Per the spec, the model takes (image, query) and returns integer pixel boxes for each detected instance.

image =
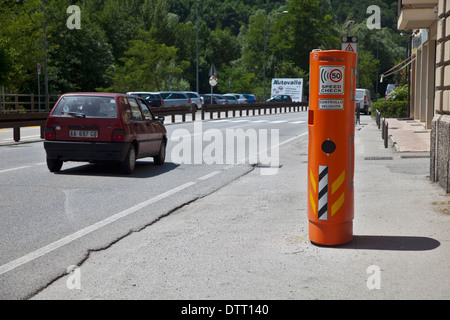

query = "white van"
[385,84,396,100]
[355,89,372,115]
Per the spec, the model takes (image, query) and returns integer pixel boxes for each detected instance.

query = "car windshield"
[52,95,118,118]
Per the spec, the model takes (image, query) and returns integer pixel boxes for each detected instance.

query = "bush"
[387,84,408,101]
[372,100,408,118]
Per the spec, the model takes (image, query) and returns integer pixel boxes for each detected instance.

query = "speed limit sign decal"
[319,66,345,95]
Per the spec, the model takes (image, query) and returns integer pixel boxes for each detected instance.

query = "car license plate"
[69,130,98,138]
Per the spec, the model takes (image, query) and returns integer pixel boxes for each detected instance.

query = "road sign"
[209,64,217,77]
[341,36,358,53]
[209,75,218,87]
[319,65,345,95]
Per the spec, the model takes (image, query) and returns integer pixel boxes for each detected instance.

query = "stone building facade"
[398,0,450,193]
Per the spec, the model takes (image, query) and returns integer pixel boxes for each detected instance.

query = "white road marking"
[0,166,31,174]
[0,119,309,275]
[198,171,221,180]
[0,181,196,276]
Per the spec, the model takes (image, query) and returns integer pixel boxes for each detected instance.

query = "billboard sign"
[270,78,303,102]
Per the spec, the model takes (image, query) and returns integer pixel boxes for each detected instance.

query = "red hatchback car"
[44,93,167,174]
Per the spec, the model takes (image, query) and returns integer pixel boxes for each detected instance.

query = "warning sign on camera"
[319,99,344,110]
[319,66,345,95]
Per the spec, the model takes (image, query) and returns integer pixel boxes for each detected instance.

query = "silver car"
[224,93,249,104]
[201,94,228,105]
[184,91,203,110]
[222,95,238,104]
[158,91,195,108]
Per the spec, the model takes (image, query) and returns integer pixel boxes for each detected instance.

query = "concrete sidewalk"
[32,116,449,300]
[385,118,430,152]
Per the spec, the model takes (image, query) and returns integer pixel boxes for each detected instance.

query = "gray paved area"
[31,115,450,300]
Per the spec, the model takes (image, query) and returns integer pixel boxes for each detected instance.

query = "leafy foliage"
[386,84,408,101]
[373,100,408,118]
[0,0,406,99]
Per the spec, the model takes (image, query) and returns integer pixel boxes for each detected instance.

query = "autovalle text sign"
[270,78,303,102]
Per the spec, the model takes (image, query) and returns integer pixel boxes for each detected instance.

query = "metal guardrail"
[0,101,308,143]
[151,105,195,122]
[151,101,308,122]
[0,112,50,142]
[200,101,308,120]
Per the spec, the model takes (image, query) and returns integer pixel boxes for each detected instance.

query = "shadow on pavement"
[339,235,440,251]
[54,161,180,178]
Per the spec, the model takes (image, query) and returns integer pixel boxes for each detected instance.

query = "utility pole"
[196,0,199,93]
[263,11,288,101]
[42,0,49,111]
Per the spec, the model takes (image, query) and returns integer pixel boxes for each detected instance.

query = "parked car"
[201,94,228,105]
[224,93,248,104]
[266,95,292,103]
[158,91,197,109]
[222,95,238,104]
[355,88,372,114]
[184,91,203,110]
[127,92,163,107]
[243,94,257,103]
[44,93,167,174]
[385,84,396,100]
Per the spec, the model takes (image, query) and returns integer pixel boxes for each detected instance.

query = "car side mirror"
[158,116,165,123]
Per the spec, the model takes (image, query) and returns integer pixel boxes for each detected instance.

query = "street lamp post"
[263,11,288,101]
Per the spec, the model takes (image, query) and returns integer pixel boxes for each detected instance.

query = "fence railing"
[0,100,308,143]
[1,94,60,113]
[151,101,308,122]
[200,101,308,120]
[152,105,195,122]
[0,112,50,142]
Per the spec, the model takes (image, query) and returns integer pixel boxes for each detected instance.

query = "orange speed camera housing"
[307,50,357,246]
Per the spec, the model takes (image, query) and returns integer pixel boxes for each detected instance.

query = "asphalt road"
[0,111,308,299]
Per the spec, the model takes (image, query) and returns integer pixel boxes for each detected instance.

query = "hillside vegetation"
[0,0,405,98]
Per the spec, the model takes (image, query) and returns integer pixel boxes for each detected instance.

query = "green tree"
[239,10,266,82]
[0,0,43,93]
[45,0,114,93]
[106,30,188,92]
[278,0,340,72]
[0,45,11,85]
[217,64,257,94]
[358,50,380,90]
[0,0,405,97]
